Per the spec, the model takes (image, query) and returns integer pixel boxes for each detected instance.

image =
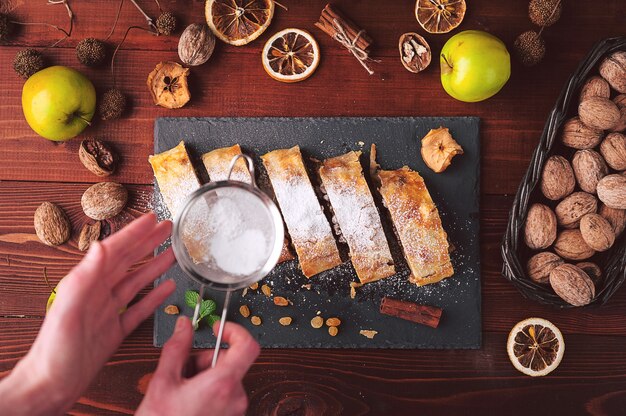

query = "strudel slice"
[202,144,252,183]
[262,146,342,277]
[377,166,453,286]
[202,145,295,263]
[319,151,395,284]
[148,141,201,219]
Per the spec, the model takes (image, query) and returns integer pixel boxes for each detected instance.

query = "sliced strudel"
[377,166,453,286]
[319,151,395,284]
[262,146,342,277]
[148,141,201,219]
[202,145,295,263]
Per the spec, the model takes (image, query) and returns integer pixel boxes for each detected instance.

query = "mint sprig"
[184,290,218,330]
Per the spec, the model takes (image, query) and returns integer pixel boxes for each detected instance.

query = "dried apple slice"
[147,61,191,109]
[420,127,464,173]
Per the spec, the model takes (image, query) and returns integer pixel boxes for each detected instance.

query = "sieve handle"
[227,154,258,188]
[211,290,232,368]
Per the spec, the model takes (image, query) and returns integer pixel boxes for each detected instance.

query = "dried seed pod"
[572,150,608,194]
[398,32,431,73]
[79,138,117,176]
[310,316,324,329]
[528,0,562,27]
[156,12,177,36]
[579,213,615,252]
[549,264,595,307]
[555,192,598,229]
[541,155,575,200]
[527,252,564,285]
[600,133,626,171]
[524,203,557,249]
[99,88,127,121]
[553,229,595,261]
[579,97,621,131]
[0,13,13,41]
[239,305,251,318]
[13,49,45,79]
[599,51,626,94]
[76,38,107,67]
[513,31,545,67]
[178,23,216,66]
[560,117,603,149]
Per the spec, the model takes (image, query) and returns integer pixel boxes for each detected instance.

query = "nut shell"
[34,202,71,246]
[579,76,610,102]
[398,32,431,73]
[549,264,595,306]
[578,97,621,131]
[553,229,595,261]
[541,155,575,200]
[527,252,564,284]
[79,138,116,176]
[524,203,557,250]
[178,23,215,66]
[597,174,626,209]
[612,94,626,132]
[599,51,626,94]
[575,262,602,285]
[560,117,603,149]
[599,132,626,171]
[555,192,598,229]
[81,182,128,220]
[599,203,626,236]
[572,150,608,194]
[78,221,101,251]
[579,213,615,252]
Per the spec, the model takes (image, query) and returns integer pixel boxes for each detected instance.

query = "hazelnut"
[579,76,610,102]
[555,192,598,229]
[572,150,608,194]
[560,117,603,149]
[553,229,595,261]
[524,203,557,250]
[541,155,575,200]
[527,252,564,284]
[578,97,621,131]
[599,51,626,94]
[599,132,626,171]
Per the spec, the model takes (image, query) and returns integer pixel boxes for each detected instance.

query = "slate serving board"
[153,117,481,349]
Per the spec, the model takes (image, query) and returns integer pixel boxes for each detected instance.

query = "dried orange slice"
[205,0,274,46]
[262,28,320,83]
[507,318,565,377]
[415,0,466,34]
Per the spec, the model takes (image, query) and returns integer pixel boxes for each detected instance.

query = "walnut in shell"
[597,174,626,209]
[560,117,603,149]
[524,203,557,250]
[553,229,595,261]
[549,264,595,306]
[612,94,626,132]
[34,202,71,246]
[399,32,431,73]
[555,191,598,229]
[572,149,608,194]
[578,97,621,131]
[81,182,128,220]
[579,76,610,102]
[579,213,615,252]
[599,132,626,171]
[147,61,191,109]
[541,155,575,200]
[599,51,626,94]
[575,262,602,285]
[78,221,101,251]
[178,23,215,66]
[527,252,564,284]
[599,203,626,236]
[79,138,117,177]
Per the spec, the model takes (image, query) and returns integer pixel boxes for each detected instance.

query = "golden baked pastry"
[262,146,342,277]
[319,151,395,284]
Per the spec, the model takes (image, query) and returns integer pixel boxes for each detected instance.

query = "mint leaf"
[199,299,217,319]
[184,290,200,308]
[206,314,220,327]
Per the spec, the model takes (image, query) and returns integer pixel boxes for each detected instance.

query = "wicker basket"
[502,36,626,308]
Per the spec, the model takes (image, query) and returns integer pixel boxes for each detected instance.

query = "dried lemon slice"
[262,28,320,83]
[507,318,564,377]
[205,0,274,46]
[415,0,466,34]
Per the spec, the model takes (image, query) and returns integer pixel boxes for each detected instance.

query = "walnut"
[599,51,626,94]
[597,174,626,209]
[553,229,595,261]
[178,23,215,66]
[549,264,595,306]
[524,203,557,249]
[541,155,575,200]
[578,97,621,131]
[599,132,626,171]
[79,138,116,177]
[560,117,603,149]
[571,150,608,194]
[34,202,71,246]
[81,182,128,220]
[575,262,602,285]
[579,76,610,102]
[555,192,598,229]
[398,32,431,73]
[78,221,101,251]
[612,94,626,132]
[579,213,615,252]
[147,61,191,109]
[527,252,564,284]
[599,203,626,237]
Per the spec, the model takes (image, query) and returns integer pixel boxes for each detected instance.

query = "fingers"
[102,212,158,258]
[114,248,176,306]
[120,279,176,336]
[154,316,194,381]
[199,322,260,381]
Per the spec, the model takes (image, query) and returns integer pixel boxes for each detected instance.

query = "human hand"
[0,213,176,415]
[136,317,260,416]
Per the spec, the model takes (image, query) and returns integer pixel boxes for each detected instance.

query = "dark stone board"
[153,117,481,349]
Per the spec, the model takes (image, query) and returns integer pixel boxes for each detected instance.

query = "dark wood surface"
[0,1,625,414]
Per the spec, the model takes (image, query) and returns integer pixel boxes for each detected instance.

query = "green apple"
[440,30,511,103]
[22,66,96,141]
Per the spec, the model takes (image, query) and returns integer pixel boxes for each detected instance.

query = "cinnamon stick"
[380,297,443,328]
[314,3,371,51]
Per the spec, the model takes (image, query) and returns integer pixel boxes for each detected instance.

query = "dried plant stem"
[273,1,288,11]
[111,25,156,87]
[154,0,162,13]
[537,0,561,37]
[105,0,125,41]
[129,0,157,31]
[45,0,74,48]
[43,267,56,294]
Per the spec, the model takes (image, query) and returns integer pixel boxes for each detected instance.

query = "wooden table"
[1,1,625,414]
